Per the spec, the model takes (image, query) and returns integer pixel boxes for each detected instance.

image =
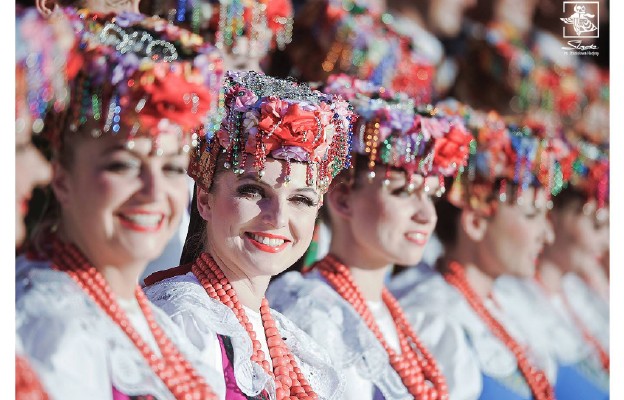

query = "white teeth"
[122,214,163,227]
[407,232,426,242]
[250,233,285,247]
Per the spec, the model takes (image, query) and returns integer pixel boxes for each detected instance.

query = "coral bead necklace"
[442,261,555,400]
[316,255,449,400]
[191,252,318,400]
[16,355,49,400]
[50,238,216,400]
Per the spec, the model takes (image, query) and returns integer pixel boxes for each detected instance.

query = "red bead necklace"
[191,252,319,400]
[16,355,49,400]
[49,238,216,400]
[442,261,555,400]
[316,255,449,400]
[533,272,609,372]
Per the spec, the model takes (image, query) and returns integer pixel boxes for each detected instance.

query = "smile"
[405,231,429,246]
[245,232,291,253]
[118,212,165,232]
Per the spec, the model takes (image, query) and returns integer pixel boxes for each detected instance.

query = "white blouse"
[15,256,225,400]
[390,265,558,399]
[268,269,481,400]
[143,272,343,400]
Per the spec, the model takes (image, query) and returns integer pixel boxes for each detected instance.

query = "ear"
[459,209,488,242]
[50,161,72,207]
[196,187,213,222]
[36,0,57,17]
[325,181,353,220]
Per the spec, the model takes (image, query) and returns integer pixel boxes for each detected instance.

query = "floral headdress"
[169,0,293,55]
[16,7,76,136]
[323,74,473,195]
[437,99,574,216]
[188,70,356,194]
[47,8,224,152]
[479,22,586,120]
[567,136,609,217]
[291,0,435,104]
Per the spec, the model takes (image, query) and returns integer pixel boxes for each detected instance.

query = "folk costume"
[268,75,476,400]
[144,70,354,400]
[16,8,225,399]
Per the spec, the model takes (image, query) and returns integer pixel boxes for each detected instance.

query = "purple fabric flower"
[114,12,146,28]
[270,146,310,162]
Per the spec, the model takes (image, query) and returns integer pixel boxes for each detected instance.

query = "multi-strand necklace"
[191,252,318,400]
[443,261,555,400]
[50,238,216,400]
[316,255,449,400]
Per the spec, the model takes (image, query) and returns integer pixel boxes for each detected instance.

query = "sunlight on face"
[56,133,190,268]
[200,157,321,279]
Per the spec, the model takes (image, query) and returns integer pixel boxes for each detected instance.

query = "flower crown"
[437,99,574,215]
[47,8,224,151]
[293,0,435,103]
[568,136,609,212]
[323,75,472,194]
[188,71,356,193]
[16,8,76,136]
[479,22,586,121]
[171,0,294,54]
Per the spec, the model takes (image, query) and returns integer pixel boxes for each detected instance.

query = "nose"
[33,149,52,188]
[261,197,288,229]
[543,214,555,246]
[411,194,437,225]
[137,163,165,202]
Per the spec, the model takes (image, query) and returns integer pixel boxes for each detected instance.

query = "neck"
[446,254,495,299]
[207,249,269,311]
[536,259,564,295]
[328,233,392,302]
[58,228,141,300]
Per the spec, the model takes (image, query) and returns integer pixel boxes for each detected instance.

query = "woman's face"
[342,168,439,267]
[479,187,550,278]
[15,127,52,246]
[200,157,320,278]
[54,133,189,268]
[551,200,609,274]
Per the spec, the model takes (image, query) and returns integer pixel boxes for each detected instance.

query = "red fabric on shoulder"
[143,264,193,286]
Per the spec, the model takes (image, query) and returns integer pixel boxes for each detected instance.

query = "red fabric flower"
[133,71,213,134]
[433,124,473,170]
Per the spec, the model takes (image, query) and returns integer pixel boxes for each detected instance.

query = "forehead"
[216,156,317,191]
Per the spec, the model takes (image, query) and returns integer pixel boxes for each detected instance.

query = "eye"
[290,194,318,207]
[236,183,265,200]
[105,159,141,173]
[163,162,187,176]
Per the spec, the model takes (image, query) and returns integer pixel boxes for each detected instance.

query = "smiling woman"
[16,8,226,400]
[143,70,354,400]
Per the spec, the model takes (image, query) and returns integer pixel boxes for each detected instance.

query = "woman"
[390,102,562,400]
[143,70,353,399]
[15,7,75,399]
[493,133,609,399]
[266,74,477,400]
[16,9,225,399]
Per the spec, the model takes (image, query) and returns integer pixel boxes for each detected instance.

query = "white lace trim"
[562,273,609,351]
[15,257,225,400]
[268,271,413,400]
[144,272,344,400]
[391,265,554,381]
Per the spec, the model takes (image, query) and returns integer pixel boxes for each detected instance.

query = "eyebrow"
[237,173,320,196]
